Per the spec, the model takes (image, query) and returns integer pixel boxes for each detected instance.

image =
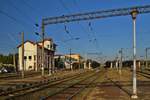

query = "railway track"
[0,71,41,80]
[137,70,150,79]
[41,70,103,100]
[126,68,150,79]
[2,68,148,100]
[0,70,93,100]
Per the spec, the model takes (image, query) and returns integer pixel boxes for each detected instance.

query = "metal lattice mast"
[42,5,150,25]
[40,4,150,98]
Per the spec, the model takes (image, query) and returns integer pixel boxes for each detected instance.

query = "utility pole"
[52,54,55,73]
[119,48,123,74]
[146,48,148,69]
[131,9,138,99]
[21,32,24,78]
[41,20,45,76]
[70,48,72,71]
[48,55,51,76]
[79,57,81,70]
[145,48,150,69]
[13,52,16,72]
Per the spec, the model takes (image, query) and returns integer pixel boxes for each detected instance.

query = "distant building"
[65,53,82,69]
[54,54,66,69]
[18,38,56,71]
[54,53,82,69]
[65,53,81,62]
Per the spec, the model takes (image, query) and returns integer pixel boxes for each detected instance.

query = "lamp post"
[131,9,138,99]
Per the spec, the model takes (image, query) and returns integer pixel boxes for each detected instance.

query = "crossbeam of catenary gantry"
[43,5,150,25]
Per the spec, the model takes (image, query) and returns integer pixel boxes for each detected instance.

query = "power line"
[58,0,71,13]
[59,0,94,45]
[58,0,77,41]
[69,0,92,42]
[7,33,18,45]
[19,0,42,25]
[88,22,100,49]
[7,0,36,26]
[71,0,93,42]
[21,0,39,14]
[73,0,82,12]
[0,9,27,28]
[64,25,73,38]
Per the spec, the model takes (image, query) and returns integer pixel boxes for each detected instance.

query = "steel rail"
[2,70,91,99]
[43,70,104,100]
[67,70,103,100]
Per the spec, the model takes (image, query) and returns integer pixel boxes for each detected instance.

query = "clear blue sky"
[0,0,150,60]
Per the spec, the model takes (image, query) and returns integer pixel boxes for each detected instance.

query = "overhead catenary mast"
[40,5,150,98]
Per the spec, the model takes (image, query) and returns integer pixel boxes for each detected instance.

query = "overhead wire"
[0,1,38,53]
[65,0,98,54]
[58,0,70,13]
[20,0,72,40]
[88,22,100,50]
[19,0,44,26]
[7,0,36,26]
[64,25,73,38]
[72,0,93,43]
[72,0,98,48]
[0,9,30,29]
[59,0,94,48]
[7,33,18,45]
[58,0,73,37]
[21,0,40,14]
[19,0,72,54]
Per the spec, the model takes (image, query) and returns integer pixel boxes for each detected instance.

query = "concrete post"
[116,60,118,70]
[71,63,73,71]
[110,62,113,69]
[89,62,91,69]
[131,9,138,99]
[84,62,86,69]
[138,61,141,70]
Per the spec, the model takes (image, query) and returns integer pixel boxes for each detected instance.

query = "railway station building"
[17,38,56,71]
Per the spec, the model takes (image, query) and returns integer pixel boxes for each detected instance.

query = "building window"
[47,45,50,48]
[29,66,32,70]
[29,56,32,60]
[50,44,53,49]
[24,56,27,60]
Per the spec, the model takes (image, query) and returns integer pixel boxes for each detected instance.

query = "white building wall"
[18,40,55,71]
[18,42,36,71]
[38,40,54,50]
